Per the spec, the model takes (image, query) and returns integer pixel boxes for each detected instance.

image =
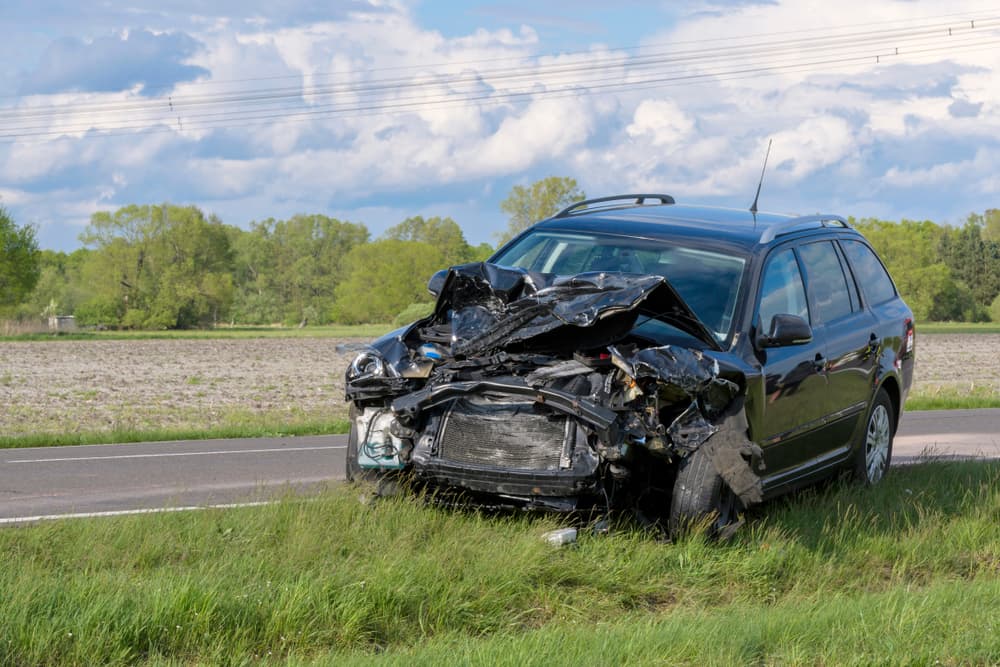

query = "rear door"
[796,239,878,456]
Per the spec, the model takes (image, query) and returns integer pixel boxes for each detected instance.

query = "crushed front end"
[345,262,762,515]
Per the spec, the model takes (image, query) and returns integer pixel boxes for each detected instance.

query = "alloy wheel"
[865,404,891,483]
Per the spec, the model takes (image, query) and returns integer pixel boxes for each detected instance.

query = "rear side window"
[758,248,809,330]
[797,241,855,323]
[840,239,897,305]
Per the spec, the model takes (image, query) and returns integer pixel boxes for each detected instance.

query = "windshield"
[492,231,747,343]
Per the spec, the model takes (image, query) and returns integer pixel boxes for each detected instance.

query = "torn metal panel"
[698,402,764,505]
[666,403,719,454]
[610,345,740,413]
[344,259,762,527]
[391,377,618,441]
[433,263,720,355]
[524,359,593,385]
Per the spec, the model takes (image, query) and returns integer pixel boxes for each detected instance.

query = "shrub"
[393,302,434,327]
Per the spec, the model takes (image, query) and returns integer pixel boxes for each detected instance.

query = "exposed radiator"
[437,398,572,471]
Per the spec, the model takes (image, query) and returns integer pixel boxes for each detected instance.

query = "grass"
[906,384,1000,411]
[0,323,393,342]
[0,396,987,450]
[916,321,1000,334]
[0,419,349,450]
[906,395,1000,410]
[1,460,998,665]
[0,319,996,341]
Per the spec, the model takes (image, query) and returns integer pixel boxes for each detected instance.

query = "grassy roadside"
[1,460,997,665]
[916,321,1000,334]
[905,395,1000,410]
[355,580,1000,666]
[0,419,350,449]
[0,395,989,450]
[0,323,393,342]
[2,320,997,342]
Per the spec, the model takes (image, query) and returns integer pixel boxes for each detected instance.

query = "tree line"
[0,178,581,328]
[2,181,999,328]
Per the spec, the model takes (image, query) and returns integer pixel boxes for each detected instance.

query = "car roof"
[530,200,854,252]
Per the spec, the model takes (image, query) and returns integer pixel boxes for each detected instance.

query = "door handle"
[813,353,826,372]
[865,333,879,358]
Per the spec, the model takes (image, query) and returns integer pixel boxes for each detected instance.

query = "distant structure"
[48,315,77,332]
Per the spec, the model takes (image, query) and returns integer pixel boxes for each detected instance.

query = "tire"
[852,388,894,485]
[669,447,741,538]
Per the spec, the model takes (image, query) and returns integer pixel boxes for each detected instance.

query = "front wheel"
[669,447,741,538]
[852,388,895,485]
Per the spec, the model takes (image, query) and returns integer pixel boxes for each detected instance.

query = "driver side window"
[758,248,809,332]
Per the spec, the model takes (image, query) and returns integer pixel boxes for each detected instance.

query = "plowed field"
[0,334,993,436]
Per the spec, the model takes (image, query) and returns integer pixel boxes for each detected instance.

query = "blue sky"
[2,0,999,251]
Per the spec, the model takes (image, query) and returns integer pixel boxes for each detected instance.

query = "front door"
[750,247,831,481]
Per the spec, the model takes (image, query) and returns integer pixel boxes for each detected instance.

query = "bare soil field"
[0,334,994,437]
[913,334,1000,393]
[0,338,362,437]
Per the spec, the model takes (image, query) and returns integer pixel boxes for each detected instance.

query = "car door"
[751,246,831,482]
[796,239,878,456]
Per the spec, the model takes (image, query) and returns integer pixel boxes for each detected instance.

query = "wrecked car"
[345,194,915,534]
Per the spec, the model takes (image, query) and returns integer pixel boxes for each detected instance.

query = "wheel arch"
[877,375,901,432]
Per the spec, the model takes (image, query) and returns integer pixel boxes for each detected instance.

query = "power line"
[4,6,989,99]
[4,35,996,144]
[1,16,996,142]
[2,14,995,123]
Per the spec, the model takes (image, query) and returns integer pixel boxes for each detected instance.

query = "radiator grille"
[438,398,569,471]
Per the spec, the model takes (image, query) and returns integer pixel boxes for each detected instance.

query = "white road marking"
[0,501,273,525]
[7,445,347,464]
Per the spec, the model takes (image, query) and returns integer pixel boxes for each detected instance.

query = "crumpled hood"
[433,262,720,355]
[345,262,762,508]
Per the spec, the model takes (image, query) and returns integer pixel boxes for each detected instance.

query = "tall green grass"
[916,321,1000,334]
[2,460,998,665]
[0,419,350,450]
[906,383,1000,410]
[0,323,392,342]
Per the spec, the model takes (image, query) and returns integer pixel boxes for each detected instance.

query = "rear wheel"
[853,388,894,485]
[669,447,741,538]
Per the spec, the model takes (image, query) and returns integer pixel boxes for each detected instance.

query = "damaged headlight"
[348,350,397,381]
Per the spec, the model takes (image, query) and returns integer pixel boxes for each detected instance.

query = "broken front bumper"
[354,378,613,499]
[408,394,602,497]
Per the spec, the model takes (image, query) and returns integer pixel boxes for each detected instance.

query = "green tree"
[497,176,584,245]
[0,206,41,313]
[16,249,88,319]
[990,292,1000,322]
[938,214,1000,313]
[384,216,476,266]
[852,217,976,321]
[230,215,369,325]
[77,204,235,328]
[978,208,1000,243]
[469,242,495,262]
[332,240,446,324]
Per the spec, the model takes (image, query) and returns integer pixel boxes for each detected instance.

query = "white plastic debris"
[543,527,578,546]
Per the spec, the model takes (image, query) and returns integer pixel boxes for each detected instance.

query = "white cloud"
[464,96,596,174]
[5,0,1000,249]
[626,99,694,148]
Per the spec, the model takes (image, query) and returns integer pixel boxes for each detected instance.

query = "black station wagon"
[345,194,915,534]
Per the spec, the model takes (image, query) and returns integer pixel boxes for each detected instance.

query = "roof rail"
[758,215,850,244]
[552,194,675,218]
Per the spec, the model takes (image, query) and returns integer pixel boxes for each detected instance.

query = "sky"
[2,0,1000,252]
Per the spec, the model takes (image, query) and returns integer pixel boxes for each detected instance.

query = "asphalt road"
[2,409,998,523]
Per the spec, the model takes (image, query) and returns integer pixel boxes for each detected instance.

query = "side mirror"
[426,269,449,298]
[758,313,812,348]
